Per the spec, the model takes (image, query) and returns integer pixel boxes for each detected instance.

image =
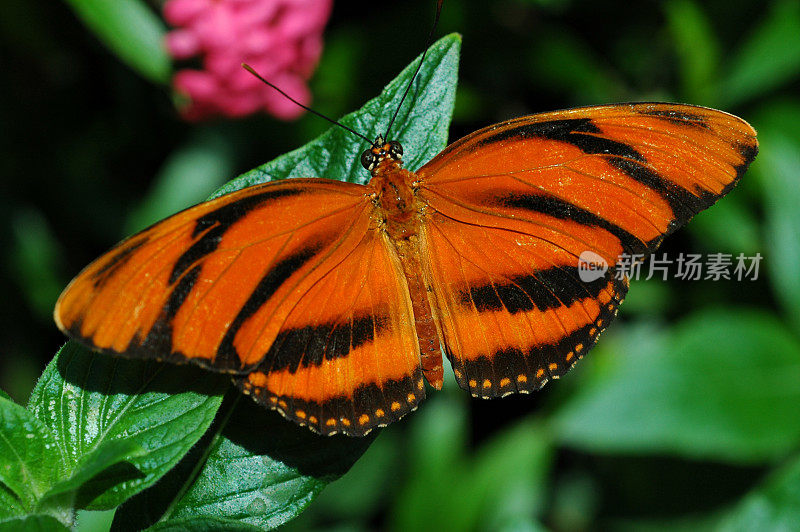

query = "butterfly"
[54,100,758,436]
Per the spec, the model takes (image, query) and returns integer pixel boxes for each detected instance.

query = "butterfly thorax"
[363,138,419,238]
[363,142,422,249]
[370,163,420,238]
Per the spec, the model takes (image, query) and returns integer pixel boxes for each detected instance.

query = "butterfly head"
[361,136,403,174]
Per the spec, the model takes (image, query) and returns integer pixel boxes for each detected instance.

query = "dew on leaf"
[246,497,267,515]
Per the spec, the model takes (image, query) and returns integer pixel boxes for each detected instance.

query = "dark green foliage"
[553,309,800,461]
[3,0,800,530]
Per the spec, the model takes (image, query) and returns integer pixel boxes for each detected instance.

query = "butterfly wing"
[56,178,424,435]
[419,213,627,397]
[416,103,758,397]
[236,227,425,436]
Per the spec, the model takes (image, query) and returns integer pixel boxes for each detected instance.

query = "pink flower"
[163,0,332,121]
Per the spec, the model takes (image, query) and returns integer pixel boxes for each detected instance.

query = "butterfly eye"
[361,149,376,170]
[388,140,403,159]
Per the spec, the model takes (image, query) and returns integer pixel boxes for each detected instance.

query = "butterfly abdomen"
[393,240,444,390]
[370,165,444,390]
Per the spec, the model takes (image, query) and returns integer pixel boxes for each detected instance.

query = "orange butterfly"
[54,100,757,436]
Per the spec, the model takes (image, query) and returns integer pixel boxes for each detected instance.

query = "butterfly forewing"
[419,103,757,252]
[56,179,372,372]
[417,103,757,397]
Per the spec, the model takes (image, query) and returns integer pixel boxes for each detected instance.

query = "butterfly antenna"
[242,64,374,146]
[384,0,444,141]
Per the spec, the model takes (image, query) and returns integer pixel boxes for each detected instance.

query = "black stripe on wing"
[460,266,609,315]
[472,115,757,229]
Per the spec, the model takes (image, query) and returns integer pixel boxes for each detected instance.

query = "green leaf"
[607,513,721,532]
[10,209,64,321]
[618,278,674,317]
[720,0,800,106]
[147,517,263,532]
[112,35,461,530]
[0,488,24,521]
[211,33,462,196]
[717,454,800,530]
[37,439,144,513]
[551,308,800,462]
[28,342,227,510]
[63,0,170,84]
[390,393,469,532]
[0,390,10,402]
[303,429,402,523]
[664,0,720,104]
[0,514,70,532]
[763,139,800,332]
[391,393,552,531]
[73,509,115,532]
[113,399,375,530]
[0,396,63,514]
[467,421,552,531]
[753,102,800,334]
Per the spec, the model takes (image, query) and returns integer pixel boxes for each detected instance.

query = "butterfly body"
[367,142,446,390]
[55,103,758,436]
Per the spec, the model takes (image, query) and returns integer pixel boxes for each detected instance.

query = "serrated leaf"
[0,514,70,532]
[147,517,263,532]
[37,439,144,513]
[63,0,170,84]
[551,308,800,462]
[211,33,461,196]
[113,35,460,530]
[0,397,63,513]
[28,342,227,509]
[113,400,375,530]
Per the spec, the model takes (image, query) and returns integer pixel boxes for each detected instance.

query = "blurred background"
[2,0,800,529]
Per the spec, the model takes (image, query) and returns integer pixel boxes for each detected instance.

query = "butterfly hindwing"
[417,103,757,397]
[237,228,424,436]
[421,212,628,396]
